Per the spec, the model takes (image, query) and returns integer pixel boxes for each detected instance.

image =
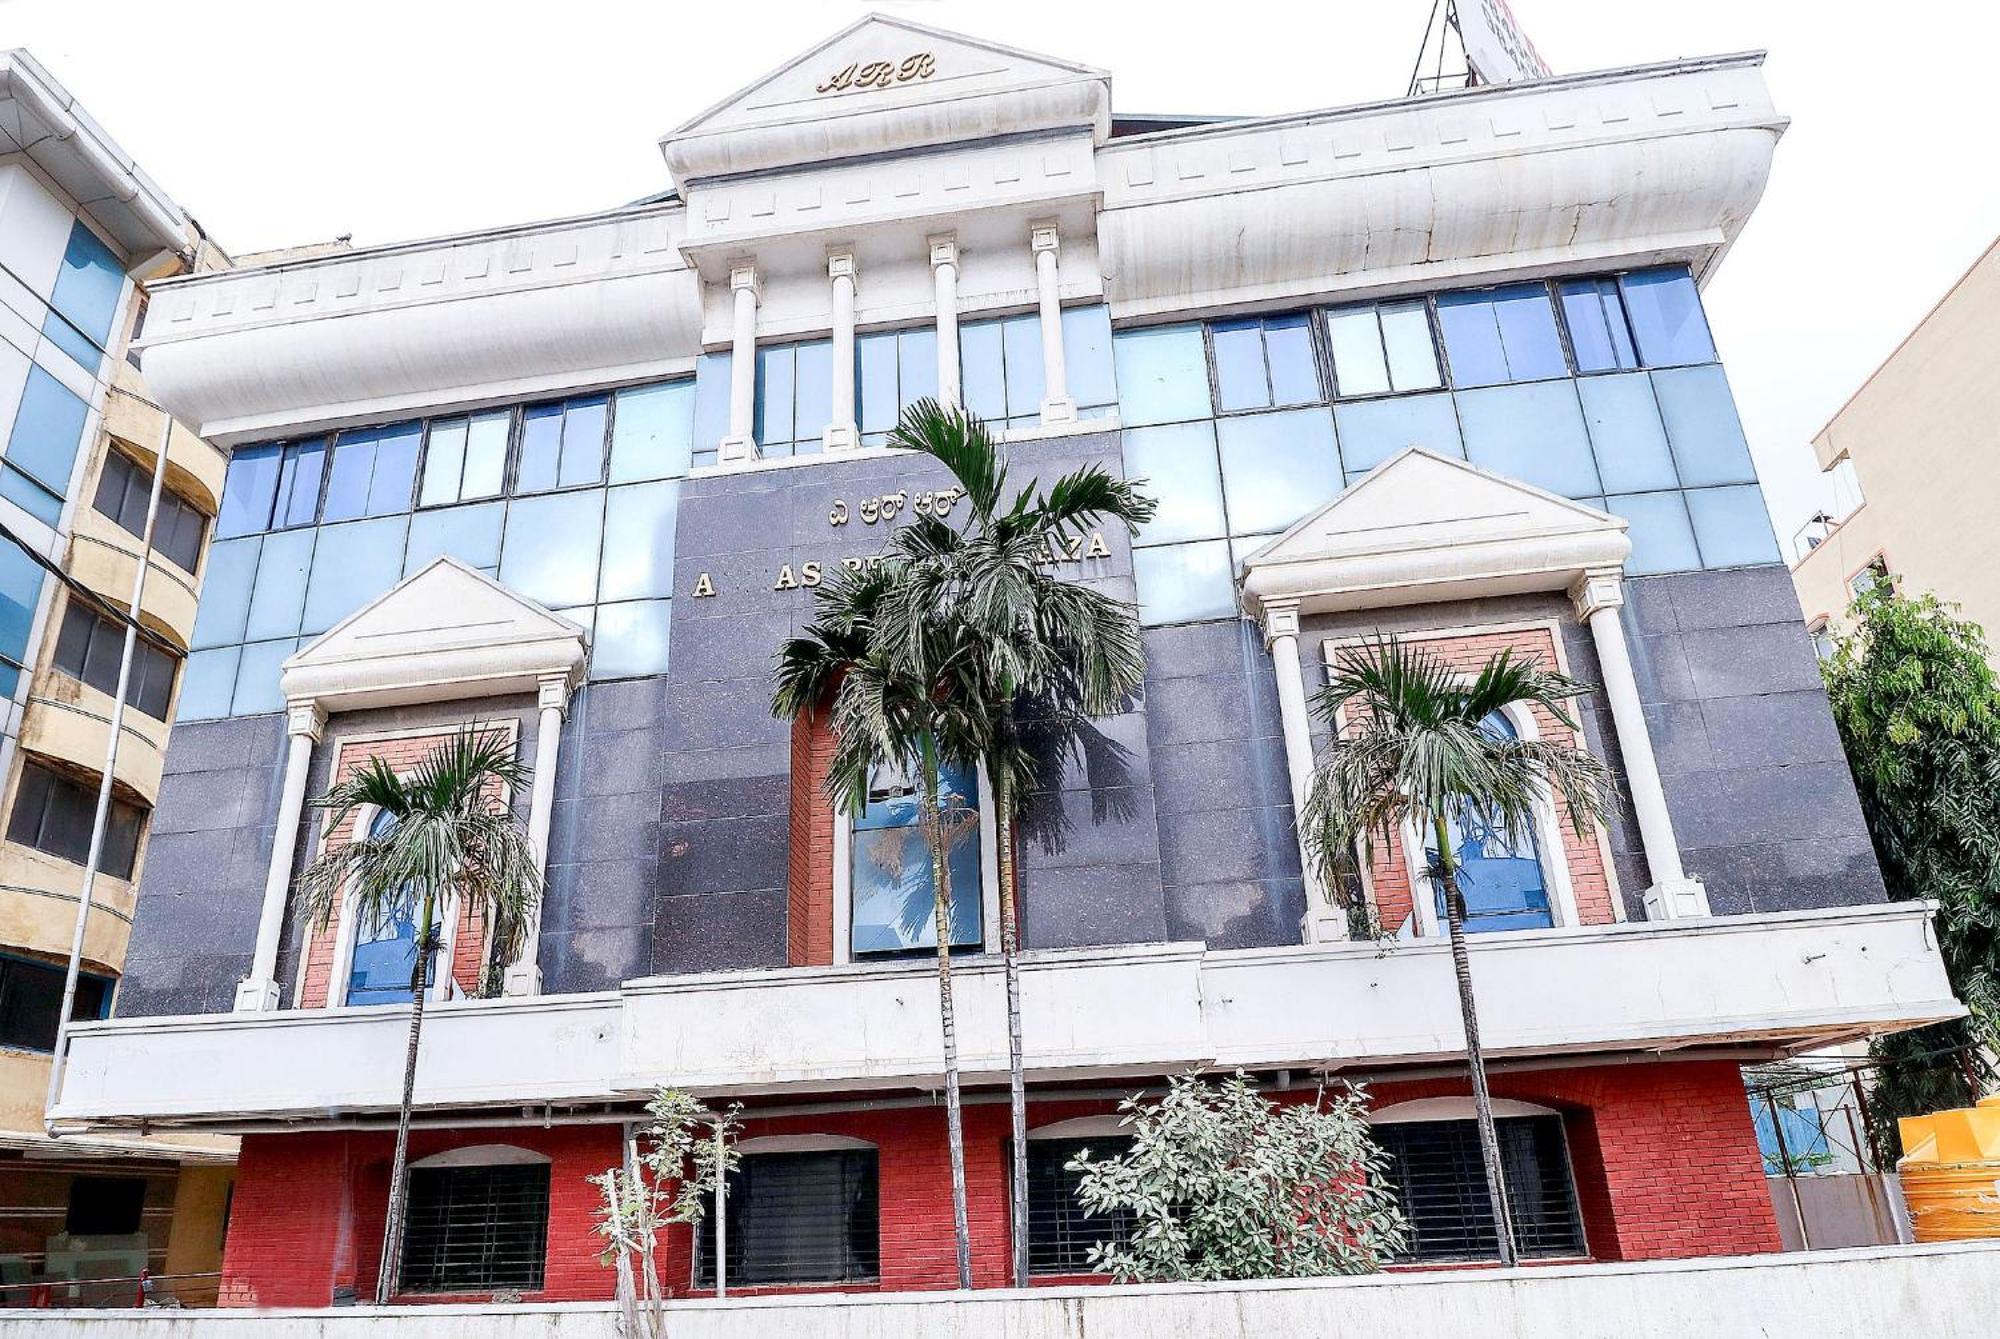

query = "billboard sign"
[1457,0,1552,84]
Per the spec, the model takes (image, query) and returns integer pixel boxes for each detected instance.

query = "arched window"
[344,810,425,1006]
[1428,711,1555,933]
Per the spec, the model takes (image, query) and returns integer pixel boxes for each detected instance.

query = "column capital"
[536,674,574,716]
[1260,601,1302,648]
[1569,566,1625,620]
[729,261,761,297]
[927,233,958,269]
[826,248,857,283]
[1029,222,1060,255]
[284,699,327,742]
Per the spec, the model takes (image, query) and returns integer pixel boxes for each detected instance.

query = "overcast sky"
[8,0,1996,544]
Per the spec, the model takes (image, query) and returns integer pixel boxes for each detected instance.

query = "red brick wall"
[787,709,836,967]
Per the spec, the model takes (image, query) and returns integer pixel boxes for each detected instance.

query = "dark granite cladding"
[117,714,289,1016]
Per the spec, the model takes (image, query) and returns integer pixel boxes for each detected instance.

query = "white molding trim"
[410,1143,552,1169]
[736,1134,877,1155]
[1368,1097,1563,1125]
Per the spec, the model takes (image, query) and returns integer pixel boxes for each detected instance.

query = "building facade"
[1791,236,2000,651]
[47,18,1958,1306]
[0,50,235,1304]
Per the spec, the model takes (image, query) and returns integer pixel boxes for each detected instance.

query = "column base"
[822,423,859,452]
[501,962,541,997]
[1644,877,1711,921]
[717,435,760,466]
[1302,908,1351,945]
[233,978,281,1013]
[1039,396,1077,425]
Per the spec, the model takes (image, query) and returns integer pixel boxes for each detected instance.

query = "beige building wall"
[1792,238,2000,644]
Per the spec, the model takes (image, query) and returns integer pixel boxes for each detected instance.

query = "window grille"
[398,1163,550,1294]
[1022,1137,1137,1275]
[1374,1114,1585,1261]
[694,1150,879,1287]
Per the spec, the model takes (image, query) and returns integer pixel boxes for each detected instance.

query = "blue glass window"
[1335,392,1463,481]
[1123,421,1224,546]
[230,638,297,716]
[1602,492,1700,575]
[592,599,672,680]
[691,352,733,468]
[43,221,126,369]
[301,515,407,636]
[1652,365,1755,487]
[755,341,833,457]
[960,314,1044,429]
[418,412,509,507]
[177,646,239,721]
[322,423,419,522]
[405,500,504,576]
[599,481,678,602]
[1686,485,1780,568]
[1456,382,1600,497]
[1061,305,1119,416]
[190,536,261,648]
[500,490,602,608]
[1132,540,1235,627]
[243,528,314,642]
[1436,284,1567,387]
[1212,314,1320,411]
[517,395,608,491]
[1325,301,1440,398]
[1578,373,1676,493]
[608,381,695,484]
[1113,325,1212,426]
[0,541,45,697]
[850,761,983,957]
[346,810,425,1006]
[3,366,89,523]
[274,438,328,528]
[1621,267,1716,367]
[858,327,938,446]
[217,446,282,538]
[1429,713,1554,933]
[1559,278,1639,373]
[1216,407,1340,534]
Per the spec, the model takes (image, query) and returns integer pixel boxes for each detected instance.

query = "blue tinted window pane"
[1686,485,1780,568]
[858,332,900,438]
[1653,365,1755,486]
[367,422,420,513]
[1113,325,1212,426]
[1326,306,1390,398]
[1434,713,1554,932]
[302,515,408,636]
[276,439,327,527]
[46,222,125,361]
[1436,291,1508,387]
[346,858,420,1006]
[500,490,603,607]
[1001,315,1044,423]
[405,500,503,575]
[1264,315,1320,406]
[1602,492,1700,576]
[1123,421,1224,545]
[231,638,297,716]
[217,445,281,537]
[851,761,982,955]
[1381,301,1442,392]
[191,536,261,648]
[320,429,375,522]
[960,321,1007,425]
[1492,283,1566,381]
[1133,540,1235,626]
[1456,382,1600,497]
[897,327,938,412]
[1622,267,1716,367]
[517,403,563,493]
[692,352,732,467]
[1560,279,1638,372]
[600,481,679,601]
[755,346,795,446]
[1578,373,1676,493]
[1211,321,1268,411]
[418,419,467,508]
[1216,408,1340,534]
[5,365,88,496]
[243,528,314,641]
[1335,391,1464,480]
[0,542,44,682]
[460,412,510,499]
[0,464,60,524]
[592,600,672,679]
[41,312,105,371]
[1062,306,1117,412]
[793,342,832,454]
[557,397,608,487]
[178,646,239,720]
[610,382,693,484]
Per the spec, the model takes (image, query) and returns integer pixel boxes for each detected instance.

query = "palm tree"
[298,727,542,1304]
[772,563,987,1288]
[876,401,1154,1286]
[1299,639,1611,1268]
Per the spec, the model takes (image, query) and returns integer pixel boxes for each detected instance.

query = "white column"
[825,249,859,452]
[234,700,326,1012]
[929,234,960,410]
[719,262,761,465]
[505,675,571,996]
[1263,604,1344,942]
[1030,223,1075,424]
[1572,569,1710,920]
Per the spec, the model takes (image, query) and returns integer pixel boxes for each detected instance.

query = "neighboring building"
[1792,237,2000,652]
[47,17,1957,1306]
[0,50,234,1305]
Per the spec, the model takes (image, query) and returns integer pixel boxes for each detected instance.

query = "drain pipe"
[45,398,169,1133]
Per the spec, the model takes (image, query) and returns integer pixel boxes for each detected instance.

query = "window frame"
[0,949,113,1053]
[318,798,464,1008]
[5,758,147,881]
[1018,1121,1140,1277]
[693,1140,881,1288]
[416,409,517,511]
[1369,1101,1588,1263]
[398,1149,552,1295]
[830,759,1002,965]
[53,596,181,722]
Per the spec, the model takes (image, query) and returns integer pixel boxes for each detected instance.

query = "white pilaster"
[235,700,326,1012]
[1572,568,1709,920]
[505,674,572,997]
[825,250,859,451]
[1263,604,1343,942]
[719,263,761,465]
[929,234,960,410]
[1030,223,1075,424]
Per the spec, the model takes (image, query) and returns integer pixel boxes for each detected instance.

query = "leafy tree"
[297,727,542,1305]
[1820,583,2000,1149]
[1069,1071,1405,1281]
[592,1088,741,1334]
[1298,639,1610,1267]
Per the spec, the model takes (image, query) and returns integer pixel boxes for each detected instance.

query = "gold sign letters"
[815,52,936,94]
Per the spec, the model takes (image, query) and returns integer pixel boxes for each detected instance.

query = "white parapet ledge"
[48,904,1957,1131]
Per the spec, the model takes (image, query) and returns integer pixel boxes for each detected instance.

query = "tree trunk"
[375,893,436,1304]
[920,737,974,1289]
[993,757,1029,1288]
[1432,811,1518,1268]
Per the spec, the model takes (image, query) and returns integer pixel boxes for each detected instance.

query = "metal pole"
[44,403,169,1128]
[1765,1092,1811,1250]
[712,1120,727,1299]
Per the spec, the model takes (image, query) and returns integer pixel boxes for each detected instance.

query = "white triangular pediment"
[662,15,1109,183]
[1241,449,1631,615]
[282,558,588,712]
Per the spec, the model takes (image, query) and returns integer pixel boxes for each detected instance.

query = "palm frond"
[886,398,1006,519]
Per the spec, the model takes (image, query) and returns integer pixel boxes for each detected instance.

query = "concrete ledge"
[6,1243,1997,1338]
